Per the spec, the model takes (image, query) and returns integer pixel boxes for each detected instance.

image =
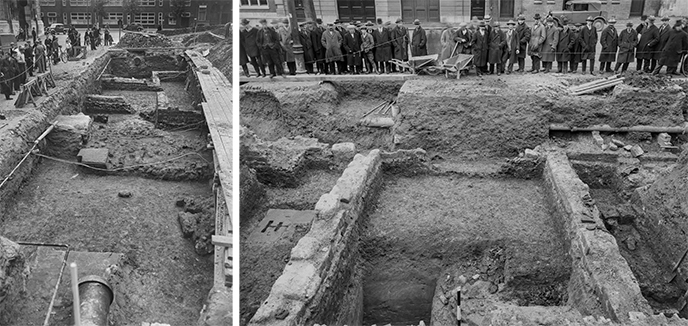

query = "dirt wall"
[107,49,187,79]
[248,150,382,326]
[543,149,652,322]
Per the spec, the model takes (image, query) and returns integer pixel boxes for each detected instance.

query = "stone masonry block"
[290,236,321,261]
[77,148,109,169]
[272,260,321,301]
[332,142,356,166]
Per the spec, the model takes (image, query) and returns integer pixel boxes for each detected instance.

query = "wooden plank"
[212,235,233,247]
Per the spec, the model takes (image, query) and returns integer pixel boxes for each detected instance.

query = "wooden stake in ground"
[70,262,81,326]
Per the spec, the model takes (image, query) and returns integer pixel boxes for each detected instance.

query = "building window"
[103,12,122,25]
[138,0,156,6]
[63,12,67,23]
[62,0,66,5]
[546,0,555,3]
[240,0,268,7]
[168,17,177,25]
[534,0,542,4]
[158,12,163,25]
[159,0,163,6]
[41,0,56,5]
[134,12,156,25]
[198,5,207,21]
[70,12,92,25]
[69,0,91,6]
[46,12,58,24]
[181,12,191,17]
[106,0,123,5]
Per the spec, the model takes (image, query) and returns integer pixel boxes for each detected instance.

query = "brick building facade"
[240,0,672,25]
[40,0,231,29]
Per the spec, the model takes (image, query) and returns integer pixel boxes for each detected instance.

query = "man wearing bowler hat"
[614,22,637,73]
[471,20,489,76]
[599,17,618,74]
[556,16,571,73]
[636,15,659,72]
[372,18,392,73]
[411,19,427,56]
[488,21,505,75]
[580,16,598,75]
[312,19,326,74]
[528,13,546,73]
[515,14,531,72]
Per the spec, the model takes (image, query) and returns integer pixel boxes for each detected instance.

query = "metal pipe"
[78,275,114,326]
[15,241,71,326]
[549,124,688,134]
[71,263,81,326]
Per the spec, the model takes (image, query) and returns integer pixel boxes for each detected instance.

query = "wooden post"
[284,0,306,74]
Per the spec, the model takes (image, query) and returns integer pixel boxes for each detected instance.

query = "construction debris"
[115,32,174,48]
[83,95,135,114]
[570,75,625,95]
[630,145,644,157]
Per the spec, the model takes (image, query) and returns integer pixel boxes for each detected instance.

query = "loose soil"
[360,174,570,325]
[240,169,341,326]
[0,159,213,326]
[161,81,195,109]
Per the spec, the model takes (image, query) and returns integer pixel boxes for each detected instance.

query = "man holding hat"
[541,17,559,73]
[361,23,377,73]
[653,20,688,75]
[580,16,598,75]
[556,16,572,73]
[373,18,393,73]
[257,18,285,78]
[599,17,618,74]
[240,19,265,78]
[614,22,638,73]
[471,20,489,76]
[343,24,362,74]
[654,16,671,64]
[312,19,326,74]
[393,18,409,71]
[488,21,505,75]
[636,15,659,72]
[321,23,343,74]
[514,14,531,72]
[528,13,546,73]
[411,19,427,57]
[503,20,519,74]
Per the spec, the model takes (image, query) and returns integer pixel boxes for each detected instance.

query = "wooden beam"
[212,235,233,247]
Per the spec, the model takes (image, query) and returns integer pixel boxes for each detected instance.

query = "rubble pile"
[116,32,174,48]
[623,71,673,89]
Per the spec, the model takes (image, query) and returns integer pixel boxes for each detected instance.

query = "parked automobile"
[549,0,608,31]
[124,24,144,32]
[48,23,66,35]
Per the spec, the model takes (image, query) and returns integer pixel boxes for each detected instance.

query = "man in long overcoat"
[392,18,409,64]
[343,25,362,74]
[503,20,519,74]
[300,22,315,74]
[636,15,658,72]
[569,23,583,72]
[514,15,530,72]
[321,23,343,74]
[528,13,546,73]
[541,17,559,73]
[312,19,326,74]
[599,17,618,73]
[654,16,671,65]
[488,21,505,75]
[580,16,598,74]
[257,19,285,78]
[277,19,296,75]
[614,22,638,73]
[372,18,392,73]
[240,19,265,77]
[556,16,572,73]
[411,19,427,56]
[653,21,688,75]
[472,21,489,76]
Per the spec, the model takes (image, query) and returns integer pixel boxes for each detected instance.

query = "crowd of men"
[240,14,688,78]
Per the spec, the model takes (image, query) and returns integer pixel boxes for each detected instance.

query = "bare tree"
[170,0,186,27]
[91,0,108,26]
[123,0,140,25]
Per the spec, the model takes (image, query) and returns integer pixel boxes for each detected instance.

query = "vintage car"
[549,0,609,30]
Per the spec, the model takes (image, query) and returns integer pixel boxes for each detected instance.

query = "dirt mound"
[179,32,223,46]
[622,71,674,89]
[207,38,232,81]
[116,32,175,48]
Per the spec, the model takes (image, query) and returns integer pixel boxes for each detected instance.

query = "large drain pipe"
[549,123,688,134]
[77,275,114,326]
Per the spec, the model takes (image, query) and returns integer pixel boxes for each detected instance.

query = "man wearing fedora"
[541,17,559,73]
[488,21,505,75]
[471,20,489,76]
[580,16,598,75]
[240,18,265,77]
[599,17,618,74]
[654,16,672,66]
[528,13,546,73]
[653,20,688,75]
[257,18,285,78]
[556,16,572,74]
[373,18,393,73]
[636,15,659,72]
[515,14,531,72]
[614,22,638,73]
[411,19,427,57]
[393,18,409,72]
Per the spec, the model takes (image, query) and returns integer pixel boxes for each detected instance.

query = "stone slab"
[77,148,109,169]
[248,209,316,246]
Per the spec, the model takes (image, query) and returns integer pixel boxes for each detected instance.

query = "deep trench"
[0,53,215,326]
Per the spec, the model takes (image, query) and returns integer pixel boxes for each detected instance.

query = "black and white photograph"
[0,1,232,326]
[239,0,688,325]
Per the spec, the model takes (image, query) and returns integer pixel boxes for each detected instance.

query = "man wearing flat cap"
[240,19,265,78]
[579,16,598,74]
[636,15,659,72]
[411,19,427,56]
[514,14,531,72]
[556,16,571,73]
[653,20,688,75]
[528,13,546,73]
[361,24,377,73]
[599,17,618,74]
[373,18,392,73]
[257,18,285,78]
[393,18,409,71]
[454,22,472,55]
[654,16,671,65]
[503,20,519,74]
[614,22,637,73]
[541,17,559,73]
